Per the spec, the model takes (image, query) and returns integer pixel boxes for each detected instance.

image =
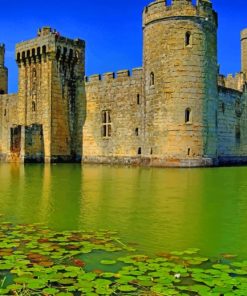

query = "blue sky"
[0,0,246,93]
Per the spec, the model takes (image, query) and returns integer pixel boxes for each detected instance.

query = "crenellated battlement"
[85,67,143,84]
[143,0,217,28]
[15,27,85,65]
[218,72,246,92]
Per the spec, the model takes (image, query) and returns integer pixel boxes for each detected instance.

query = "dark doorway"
[10,126,21,153]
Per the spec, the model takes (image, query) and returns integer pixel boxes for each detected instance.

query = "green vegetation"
[0,222,247,295]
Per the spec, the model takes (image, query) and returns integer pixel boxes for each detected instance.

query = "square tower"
[16,27,86,162]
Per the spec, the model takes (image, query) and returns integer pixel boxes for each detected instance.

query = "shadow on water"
[0,163,247,257]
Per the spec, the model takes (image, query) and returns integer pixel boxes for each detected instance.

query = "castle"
[0,0,247,167]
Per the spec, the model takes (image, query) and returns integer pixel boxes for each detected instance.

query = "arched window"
[63,47,67,56]
[137,94,140,105]
[32,68,37,78]
[32,101,36,112]
[56,46,61,60]
[69,49,74,60]
[150,72,155,86]
[185,32,192,47]
[42,45,47,54]
[185,108,191,123]
[135,128,139,136]
[236,125,241,145]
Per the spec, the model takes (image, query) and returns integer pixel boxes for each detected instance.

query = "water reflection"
[0,164,247,257]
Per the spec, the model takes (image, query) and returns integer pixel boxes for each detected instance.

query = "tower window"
[42,45,47,54]
[135,128,139,136]
[221,102,225,114]
[187,148,191,156]
[63,47,68,56]
[56,46,61,60]
[32,68,37,78]
[69,49,74,60]
[102,110,112,138]
[32,101,36,112]
[137,94,140,105]
[185,108,191,123]
[236,125,241,145]
[185,32,192,47]
[150,72,155,86]
[138,147,142,155]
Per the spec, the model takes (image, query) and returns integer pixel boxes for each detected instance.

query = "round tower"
[0,44,8,94]
[143,0,218,167]
[241,28,247,74]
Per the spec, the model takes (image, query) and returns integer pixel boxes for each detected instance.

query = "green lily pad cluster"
[0,222,247,295]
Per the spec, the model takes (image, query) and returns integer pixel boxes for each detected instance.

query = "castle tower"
[15,27,85,162]
[0,44,8,94]
[241,29,247,74]
[142,0,218,166]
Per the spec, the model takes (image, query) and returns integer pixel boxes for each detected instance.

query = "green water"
[0,164,247,258]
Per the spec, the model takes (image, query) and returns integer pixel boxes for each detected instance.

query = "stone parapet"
[218,72,245,92]
[143,0,217,29]
[85,68,143,84]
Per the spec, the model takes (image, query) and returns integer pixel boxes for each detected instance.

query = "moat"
[0,164,246,259]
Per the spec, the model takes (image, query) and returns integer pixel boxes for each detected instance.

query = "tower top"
[241,28,247,40]
[0,44,5,67]
[143,0,217,29]
[15,27,85,65]
[37,27,57,37]
[241,28,247,74]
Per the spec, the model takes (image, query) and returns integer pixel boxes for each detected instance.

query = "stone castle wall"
[217,86,247,164]
[141,0,218,167]
[0,94,19,161]
[218,73,245,92]
[83,68,143,164]
[1,1,247,167]
[14,28,85,162]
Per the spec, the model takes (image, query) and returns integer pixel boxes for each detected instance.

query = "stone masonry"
[0,27,85,163]
[0,0,247,167]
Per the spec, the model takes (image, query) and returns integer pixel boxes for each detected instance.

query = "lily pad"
[100,260,117,265]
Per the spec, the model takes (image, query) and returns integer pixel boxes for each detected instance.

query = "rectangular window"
[102,110,112,138]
